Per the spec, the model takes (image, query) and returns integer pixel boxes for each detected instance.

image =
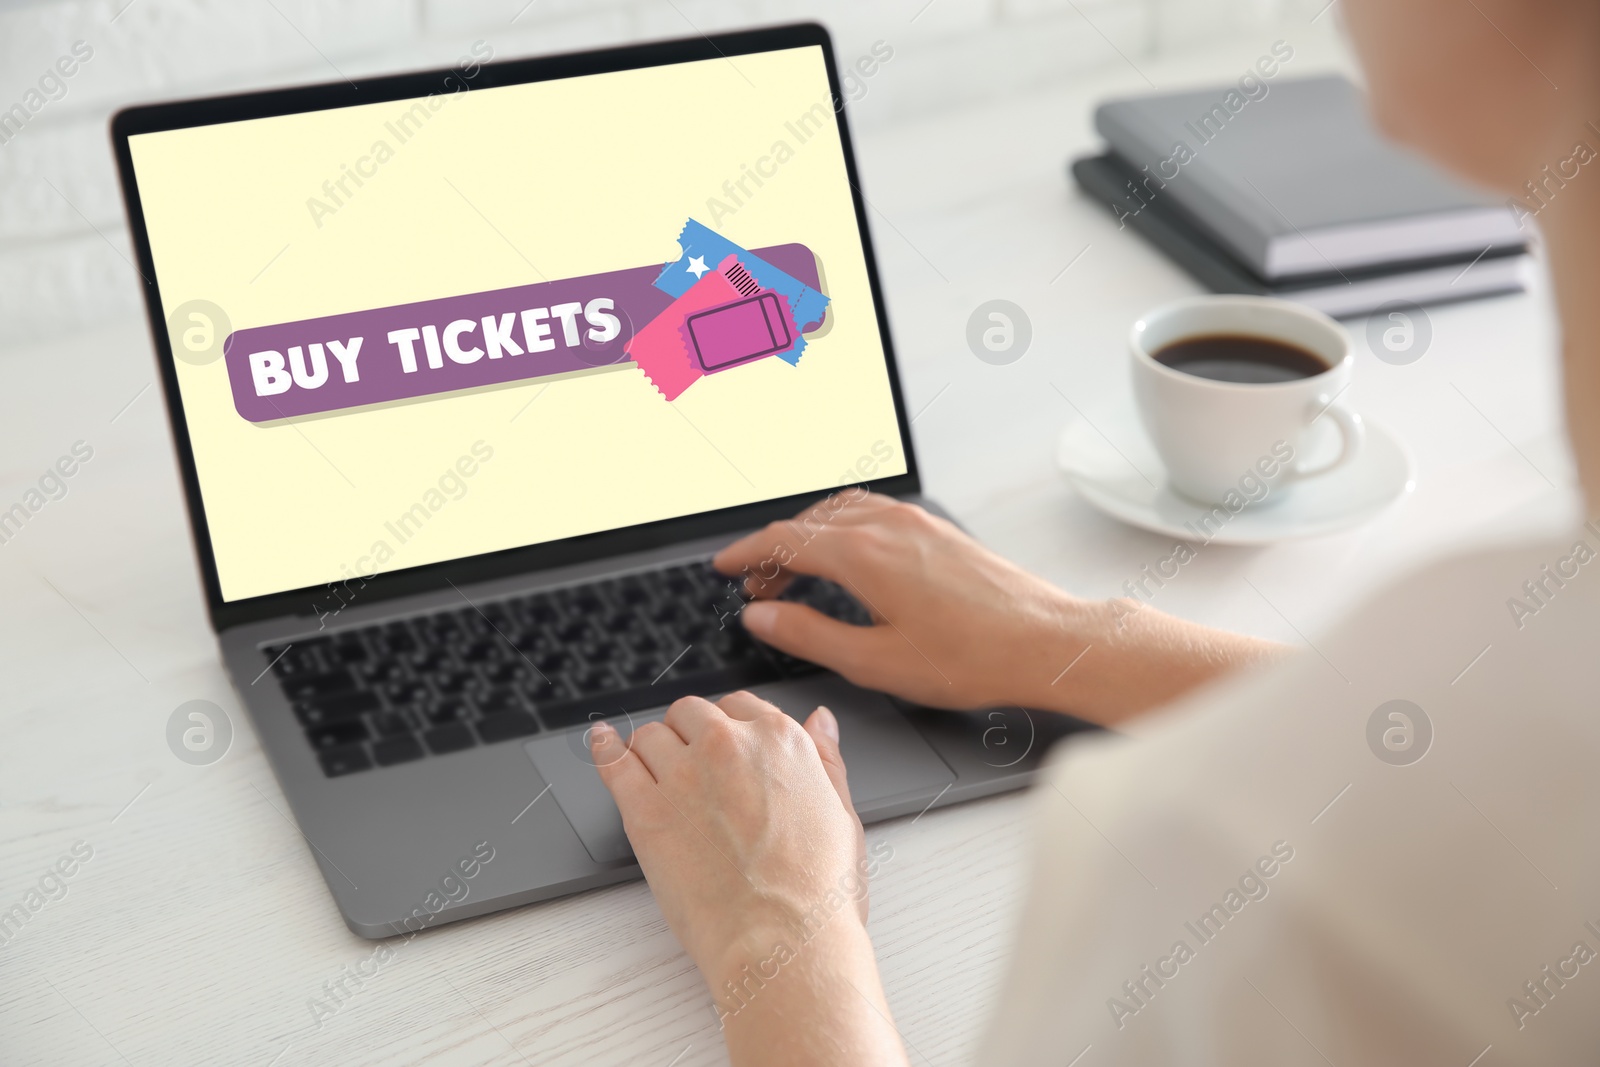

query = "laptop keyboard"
[261,561,872,778]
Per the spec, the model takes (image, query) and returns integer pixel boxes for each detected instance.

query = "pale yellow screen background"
[128,46,907,602]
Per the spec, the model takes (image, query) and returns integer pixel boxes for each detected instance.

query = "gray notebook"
[1095,74,1524,281]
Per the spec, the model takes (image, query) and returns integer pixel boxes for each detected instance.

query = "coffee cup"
[1129,295,1364,505]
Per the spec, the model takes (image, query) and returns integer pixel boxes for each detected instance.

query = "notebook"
[1093,74,1525,281]
[1072,152,1530,319]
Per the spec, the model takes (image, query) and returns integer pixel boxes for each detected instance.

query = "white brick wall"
[0,0,1309,345]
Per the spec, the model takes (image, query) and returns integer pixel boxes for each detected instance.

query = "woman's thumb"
[804,706,854,812]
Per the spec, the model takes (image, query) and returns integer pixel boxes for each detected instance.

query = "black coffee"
[1153,334,1330,384]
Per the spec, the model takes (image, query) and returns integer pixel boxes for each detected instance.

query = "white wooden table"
[0,33,1578,1067]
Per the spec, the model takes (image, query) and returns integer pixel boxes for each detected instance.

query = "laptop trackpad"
[523,675,956,865]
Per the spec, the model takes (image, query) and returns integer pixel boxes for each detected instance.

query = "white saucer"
[1055,417,1416,545]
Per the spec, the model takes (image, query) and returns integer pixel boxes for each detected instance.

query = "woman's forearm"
[715,921,910,1067]
[1012,595,1291,727]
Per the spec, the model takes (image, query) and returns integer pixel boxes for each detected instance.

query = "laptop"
[112,23,1092,938]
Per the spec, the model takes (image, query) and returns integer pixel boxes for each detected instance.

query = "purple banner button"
[220,243,820,423]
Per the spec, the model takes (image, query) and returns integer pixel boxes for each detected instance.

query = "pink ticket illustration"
[627,254,806,400]
[685,292,793,371]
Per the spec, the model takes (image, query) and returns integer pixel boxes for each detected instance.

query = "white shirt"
[985,532,1600,1066]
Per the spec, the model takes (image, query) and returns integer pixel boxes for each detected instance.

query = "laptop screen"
[125,43,909,604]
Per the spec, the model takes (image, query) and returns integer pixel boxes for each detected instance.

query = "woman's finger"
[592,720,660,803]
[803,706,855,814]
[716,689,782,722]
[628,719,686,780]
[820,491,901,523]
[735,568,798,601]
[711,518,854,585]
[662,694,723,742]
[740,600,889,681]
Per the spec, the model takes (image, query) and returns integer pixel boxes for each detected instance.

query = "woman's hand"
[592,692,909,1067]
[713,492,1283,726]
